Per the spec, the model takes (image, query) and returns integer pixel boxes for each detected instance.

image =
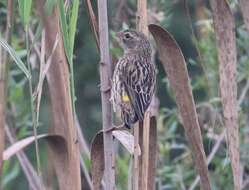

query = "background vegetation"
[0,0,249,189]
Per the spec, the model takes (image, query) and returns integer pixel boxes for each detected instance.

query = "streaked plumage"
[110,29,156,128]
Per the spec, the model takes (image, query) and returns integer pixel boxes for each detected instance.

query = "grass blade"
[18,0,32,27]
[0,38,31,79]
[69,0,79,57]
[58,0,70,60]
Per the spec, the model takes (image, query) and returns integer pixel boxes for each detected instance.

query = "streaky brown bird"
[111,29,156,128]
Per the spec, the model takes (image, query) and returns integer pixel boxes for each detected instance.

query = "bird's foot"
[104,124,127,133]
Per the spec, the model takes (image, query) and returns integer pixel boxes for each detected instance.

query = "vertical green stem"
[69,57,76,121]
[25,26,41,177]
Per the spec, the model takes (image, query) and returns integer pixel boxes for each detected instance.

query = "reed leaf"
[149,24,211,190]
[69,0,79,58]
[0,38,31,79]
[58,0,70,60]
[18,0,32,27]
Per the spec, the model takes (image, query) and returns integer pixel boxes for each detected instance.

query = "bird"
[110,29,156,129]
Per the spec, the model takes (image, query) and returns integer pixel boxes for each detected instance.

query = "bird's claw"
[104,124,126,133]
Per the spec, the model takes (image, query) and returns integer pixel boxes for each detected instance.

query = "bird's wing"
[122,58,155,121]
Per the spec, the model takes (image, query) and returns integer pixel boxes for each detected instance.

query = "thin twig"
[85,0,99,51]
[28,29,41,58]
[33,33,59,99]
[0,0,14,172]
[25,26,41,177]
[183,0,211,98]
[75,115,90,157]
[238,78,249,106]
[75,115,93,189]
[35,30,45,126]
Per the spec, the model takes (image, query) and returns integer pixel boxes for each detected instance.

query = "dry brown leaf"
[3,134,64,161]
[149,24,211,190]
[90,131,105,190]
[210,1,240,189]
[5,126,45,190]
[90,129,141,190]
[112,130,141,155]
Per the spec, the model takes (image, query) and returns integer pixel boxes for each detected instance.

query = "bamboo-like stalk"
[142,112,150,190]
[97,0,115,189]
[134,1,148,189]
[0,0,13,172]
[135,1,158,189]
[211,1,240,189]
[137,0,148,35]
[133,123,141,190]
[37,1,81,189]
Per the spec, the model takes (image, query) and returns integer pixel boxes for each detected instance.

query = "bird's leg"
[104,124,127,133]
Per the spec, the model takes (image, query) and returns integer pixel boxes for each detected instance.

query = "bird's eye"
[124,33,131,39]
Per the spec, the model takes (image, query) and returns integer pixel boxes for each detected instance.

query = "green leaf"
[18,0,32,27]
[0,38,31,79]
[69,0,79,58]
[58,0,70,61]
[18,0,24,23]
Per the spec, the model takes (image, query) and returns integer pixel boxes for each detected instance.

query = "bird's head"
[116,29,151,54]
